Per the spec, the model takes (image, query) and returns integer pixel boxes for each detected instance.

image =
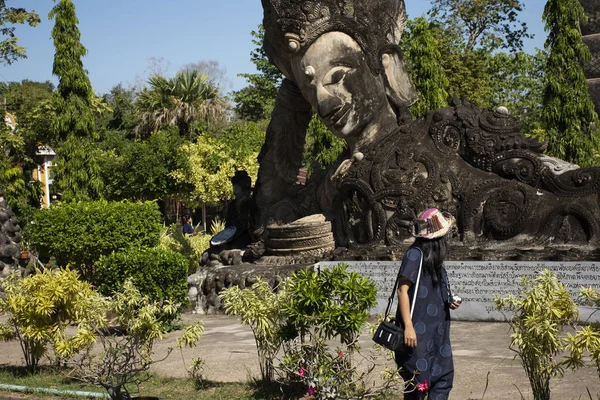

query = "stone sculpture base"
[188,243,600,316]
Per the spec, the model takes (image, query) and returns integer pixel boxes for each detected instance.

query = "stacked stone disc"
[581,0,600,115]
[266,214,335,257]
[0,189,21,276]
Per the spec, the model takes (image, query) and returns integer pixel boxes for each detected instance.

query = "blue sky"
[2,0,548,96]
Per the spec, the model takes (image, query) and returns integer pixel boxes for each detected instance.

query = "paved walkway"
[1,315,599,399]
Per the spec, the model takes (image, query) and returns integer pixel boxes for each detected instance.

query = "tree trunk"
[202,201,207,233]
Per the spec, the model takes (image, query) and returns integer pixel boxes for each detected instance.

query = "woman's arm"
[397,278,417,348]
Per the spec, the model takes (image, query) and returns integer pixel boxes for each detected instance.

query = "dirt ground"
[0,314,599,399]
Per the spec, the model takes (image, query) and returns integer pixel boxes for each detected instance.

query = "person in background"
[395,208,461,400]
[183,215,195,236]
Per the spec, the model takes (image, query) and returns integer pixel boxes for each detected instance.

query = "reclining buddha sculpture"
[252,0,600,250]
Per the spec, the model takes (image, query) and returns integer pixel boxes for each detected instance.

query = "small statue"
[222,170,254,247]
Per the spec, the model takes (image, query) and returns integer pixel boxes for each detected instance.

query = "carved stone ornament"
[0,189,21,275]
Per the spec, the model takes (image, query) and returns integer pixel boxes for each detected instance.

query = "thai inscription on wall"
[316,261,600,322]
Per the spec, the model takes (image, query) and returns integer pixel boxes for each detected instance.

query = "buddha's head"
[262,0,417,144]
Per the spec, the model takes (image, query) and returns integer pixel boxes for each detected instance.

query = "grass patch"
[0,365,287,399]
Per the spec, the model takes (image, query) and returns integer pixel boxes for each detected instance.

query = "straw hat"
[411,208,455,239]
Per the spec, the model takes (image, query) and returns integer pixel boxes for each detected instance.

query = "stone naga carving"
[0,189,21,275]
[255,0,600,249]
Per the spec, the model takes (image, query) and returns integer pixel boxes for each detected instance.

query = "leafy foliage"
[0,1,40,65]
[48,0,95,143]
[540,0,600,166]
[53,135,104,202]
[136,70,227,139]
[278,264,378,399]
[232,26,282,121]
[69,280,203,400]
[495,270,580,400]
[401,17,449,119]
[0,268,106,371]
[564,287,600,377]
[94,246,189,310]
[429,0,532,53]
[281,264,376,344]
[172,131,260,205]
[304,115,346,171]
[98,84,139,134]
[219,278,284,382]
[27,200,162,276]
[98,129,188,201]
[49,0,104,201]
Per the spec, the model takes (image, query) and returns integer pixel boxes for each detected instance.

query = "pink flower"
[307,386,317,396]
[299,366,306,377]
[416,380,429,392]
[338,351,344,358]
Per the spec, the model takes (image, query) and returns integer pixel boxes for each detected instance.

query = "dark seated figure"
[223,170,254,247]
[200,171,255,267]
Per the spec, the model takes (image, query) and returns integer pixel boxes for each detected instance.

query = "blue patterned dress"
[394,247,454,400]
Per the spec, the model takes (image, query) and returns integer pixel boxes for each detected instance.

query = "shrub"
[94,246,189,309]
[278,264,378,398]
[0,268,106,371]
[495,269,580,400]
[564,286,600,377]
[219,278,284,383]
[69,280,204,400]
[28,200,162,277]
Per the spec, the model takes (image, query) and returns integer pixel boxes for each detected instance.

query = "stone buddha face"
[291,32,400,150]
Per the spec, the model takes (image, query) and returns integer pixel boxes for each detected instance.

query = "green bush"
[28,200,162,275]
[94,246,188,307]
[0,268,106,371]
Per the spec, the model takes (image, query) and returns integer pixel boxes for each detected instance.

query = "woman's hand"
[449,301,461,310]
[404,325,417,348]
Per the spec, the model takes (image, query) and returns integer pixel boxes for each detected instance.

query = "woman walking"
[395,208,461,400]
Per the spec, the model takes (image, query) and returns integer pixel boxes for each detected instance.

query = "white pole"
[44,159,50,208]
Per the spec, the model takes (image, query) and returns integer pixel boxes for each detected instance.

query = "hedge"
[28,200,162,270]
[94,246,188,306]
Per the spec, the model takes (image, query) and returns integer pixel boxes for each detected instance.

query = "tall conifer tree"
[49,0,102,201]
[541,0,599,166]
[402,17,450,119]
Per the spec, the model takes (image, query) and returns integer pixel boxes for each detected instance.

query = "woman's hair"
[411,236,448,285]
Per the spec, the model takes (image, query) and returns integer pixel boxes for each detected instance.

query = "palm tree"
[135,70,227,139]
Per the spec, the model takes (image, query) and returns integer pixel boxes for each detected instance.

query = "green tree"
[488,50,547,131]
[136,70,227,139]
[0,1,40,65]
[49,0,102,201]
[402,17,450,119]
[232,26,282,121]
[540,0,600,166]
[98,84,139,134]
[172,132,260,205]
[429,0,532,53]
[98,129,188,202]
